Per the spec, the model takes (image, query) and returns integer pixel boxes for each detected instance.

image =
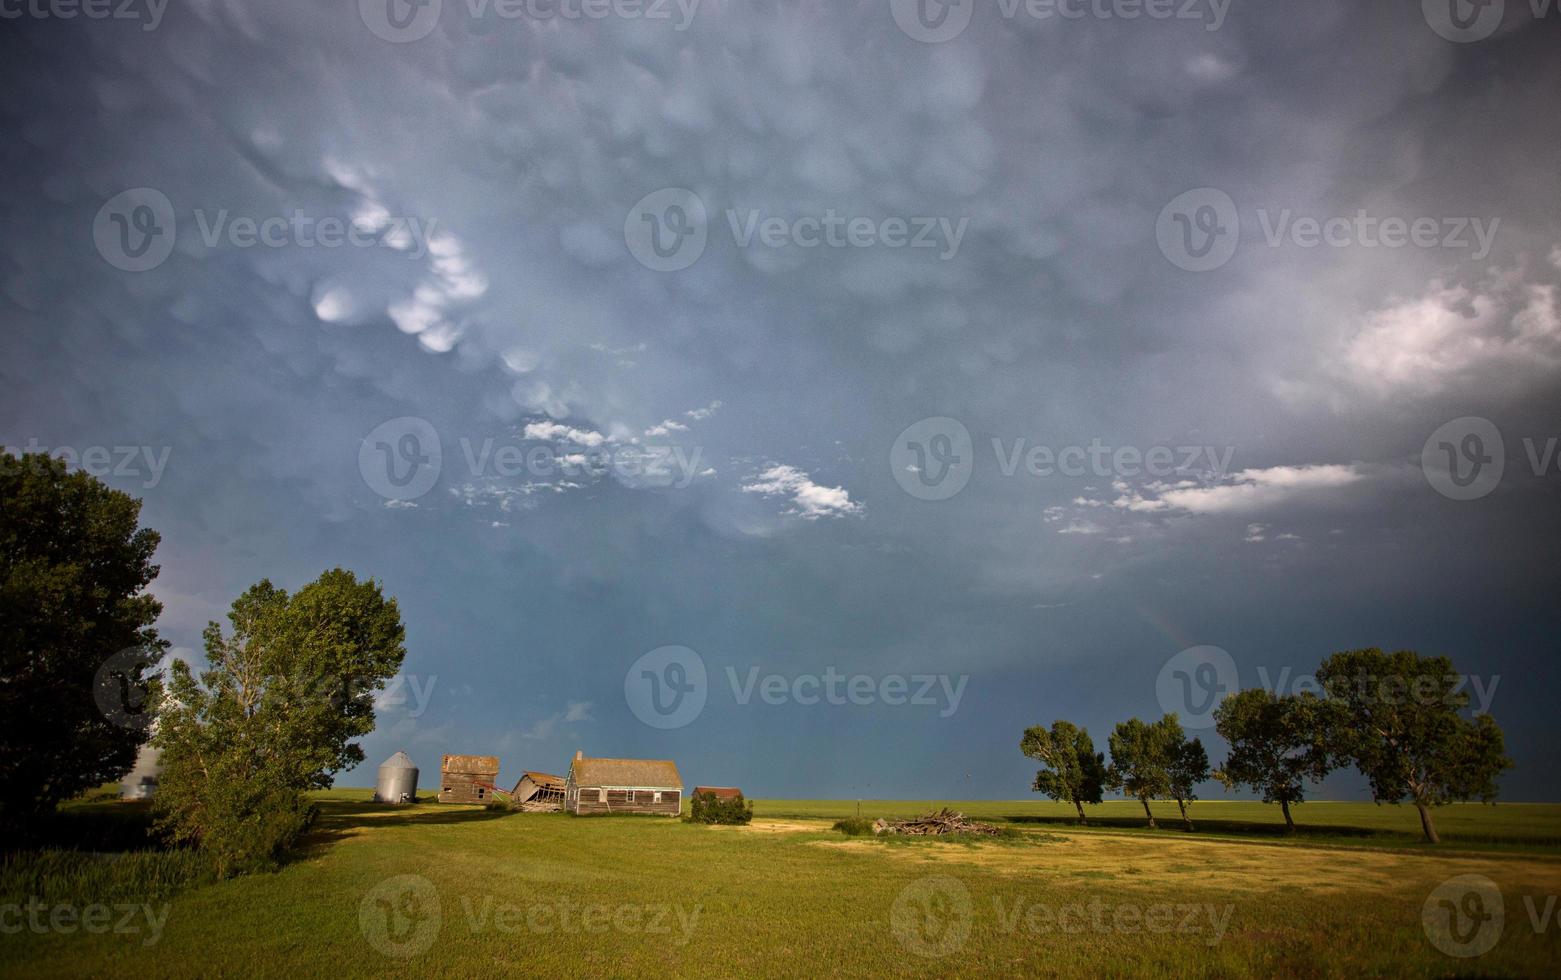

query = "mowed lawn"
[5,792,1560,978]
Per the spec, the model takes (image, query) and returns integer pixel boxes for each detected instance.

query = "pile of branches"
[872,808,1003,836]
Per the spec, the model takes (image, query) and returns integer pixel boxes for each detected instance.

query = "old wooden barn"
[511,771,565,809]
[564,751,682,816]
[439,753,500,804]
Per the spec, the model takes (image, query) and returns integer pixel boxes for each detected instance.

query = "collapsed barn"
[510,771,565,811]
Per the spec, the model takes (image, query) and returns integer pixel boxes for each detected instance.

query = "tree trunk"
[1415,801,1440,844]
[1074,799,1087,825]
[1140,796,1156,829]
[1280,798,1295,834]
[1177,797,1193,831]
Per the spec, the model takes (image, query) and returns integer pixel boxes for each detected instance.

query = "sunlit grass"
[3,790,1558,978]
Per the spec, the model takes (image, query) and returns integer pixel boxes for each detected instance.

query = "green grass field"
[4,791,1560,977]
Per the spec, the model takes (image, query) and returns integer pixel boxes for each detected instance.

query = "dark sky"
[3,1,1558,800]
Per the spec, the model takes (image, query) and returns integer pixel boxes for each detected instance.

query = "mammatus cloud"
[742,464,862,520]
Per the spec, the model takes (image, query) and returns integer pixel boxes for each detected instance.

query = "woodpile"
[519,799,562,813]
[872,808,1003,836]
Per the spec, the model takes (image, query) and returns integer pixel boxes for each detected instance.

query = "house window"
[653,791,662,803]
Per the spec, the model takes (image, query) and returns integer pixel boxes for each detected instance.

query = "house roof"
[441,754,499,775]
[569,756,682,789]
[521,771,565,789]
[691,786,743,800]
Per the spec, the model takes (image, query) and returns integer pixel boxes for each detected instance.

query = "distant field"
[4,791,1560,978]
[757,799,1561,853]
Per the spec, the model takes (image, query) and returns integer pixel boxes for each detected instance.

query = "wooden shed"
[564,751,682,816]
[691,786,744,801]
[511,771,565,806]
[439,754,500,804]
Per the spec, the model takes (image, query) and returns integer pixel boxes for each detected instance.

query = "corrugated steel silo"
[120,745,161,800]
[374,750,419,803]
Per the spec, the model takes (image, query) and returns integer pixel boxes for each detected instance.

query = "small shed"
[373,751,420,803]
[439,754,500,804]
[691,786,744,801]
[565,750,682,816]
[511,771,565,805]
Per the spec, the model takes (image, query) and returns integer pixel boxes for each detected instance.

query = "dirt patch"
[733,819,832,834]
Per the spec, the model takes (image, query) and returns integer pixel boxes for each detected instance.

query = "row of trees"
[1021,649,1511,843]
[1,454,405,875]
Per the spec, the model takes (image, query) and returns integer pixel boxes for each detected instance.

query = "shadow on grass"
[292,798,518,858]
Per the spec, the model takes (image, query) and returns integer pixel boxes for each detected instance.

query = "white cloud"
[1334,262,1561,397]
[1145,464,1368,515]
[522,421,608,446]
[741,464,862,520]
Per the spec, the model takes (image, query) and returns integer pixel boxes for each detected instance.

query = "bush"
[687,792,753,825]
[832,817,876,836]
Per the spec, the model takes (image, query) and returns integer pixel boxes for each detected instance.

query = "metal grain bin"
[374,750,419,803]
[120,746,161,800]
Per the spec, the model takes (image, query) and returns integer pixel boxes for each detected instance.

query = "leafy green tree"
[1213,689,1337,834]
[1316,648,1510,844]
[0,453,166,836]
[1020,720,1107,824]
[154,569,405,874]
[1107,716,1177,828]
[687,791,753,825]
[1166,728,1210,831]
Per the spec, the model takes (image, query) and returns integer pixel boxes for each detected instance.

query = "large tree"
[1166,727,1210,831]
[154,569,405,874]
[0,453,165,835]
[1213,689,1337,834]
[1107,716,1178,828]
[1316,648,1510,844]
[1020,720,1107,824]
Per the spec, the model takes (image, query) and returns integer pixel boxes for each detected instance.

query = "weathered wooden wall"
[569,788,681,816]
